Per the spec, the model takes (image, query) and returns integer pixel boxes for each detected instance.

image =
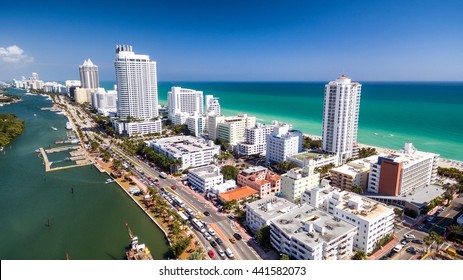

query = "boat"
[51,126,57,131]
[66,122,72,130]
[105,179,115,184]
[125,223,153,260]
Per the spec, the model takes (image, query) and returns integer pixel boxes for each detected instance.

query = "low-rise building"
[246,197,297,233]
[280,164,320,203]
[113,119,162,136]
[302,186,395,253]
[330,156,377,192]
[237,166,281,198]
[209,179,237,195]
[287,150,338,168]
[188,165,223,193]
[270,204,357,260]
[218,186,258,204]
[146,136,220,172]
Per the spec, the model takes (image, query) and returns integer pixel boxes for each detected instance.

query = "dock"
[38,146,93,172]
[45,145,79,153]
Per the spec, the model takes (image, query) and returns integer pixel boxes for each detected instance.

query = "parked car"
[404,233,416,239]
[412,239,424,244]
[406,247,416,254]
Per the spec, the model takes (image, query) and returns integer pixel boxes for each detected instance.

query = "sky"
[0,0,462,82]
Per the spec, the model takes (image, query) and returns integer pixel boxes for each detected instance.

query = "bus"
[191,218,205,232]
[177,211,189,221]
[159,172,167,179]
[172,197,185,208]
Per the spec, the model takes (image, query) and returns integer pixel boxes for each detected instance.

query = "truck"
[159,172,167,179]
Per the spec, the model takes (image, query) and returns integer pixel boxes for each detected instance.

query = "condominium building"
[113,45,161,135]
[79,59,99,89]
[168,87,204,124]
[246,197,297,233]
[237,122,274,156]
[146,136,220,172]
[237,166,281,198]
[74,87,92,104]
[186,114,206,136]
[205,95,221,116]
[302,187,395,253]
[208,113,256,145]
[322,75,361,165]
[91,88,117,116]
[280,164,320,203]
[188,165,223,193]
[367,142,439,196]
[330,155,378,192]
[270,204,357,260]
[265,122,303,163]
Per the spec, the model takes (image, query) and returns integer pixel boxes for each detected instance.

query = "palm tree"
[188,246,205,260]
[352,250,367,260]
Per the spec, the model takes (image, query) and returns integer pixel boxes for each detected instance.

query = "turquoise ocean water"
[136,81,461,161]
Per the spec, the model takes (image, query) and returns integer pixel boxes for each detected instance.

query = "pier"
[38,146,93,172]
[45,145,79,153]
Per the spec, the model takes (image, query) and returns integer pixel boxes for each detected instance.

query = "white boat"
[51,126,57,131]
[66,122,72,130]
[105,179,115,184]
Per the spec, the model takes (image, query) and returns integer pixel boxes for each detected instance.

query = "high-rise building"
[205,95,221,116]
[266,122,303,164]
[207,113,256,145]
[322,75,361,165]
[168,87,204,124]
[79,59,99,89]
[237,123,274,156]
[113,45,161,135]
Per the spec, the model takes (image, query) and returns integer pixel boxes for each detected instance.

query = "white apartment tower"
[322,75,361,166]
[205,95,221,116]
[114,45,158,121]
[113,45,161,135]
[168,87,204,124]
[266,122,303,163]
[79,59,99,89]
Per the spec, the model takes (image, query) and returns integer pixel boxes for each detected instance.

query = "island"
[0,114,25,150]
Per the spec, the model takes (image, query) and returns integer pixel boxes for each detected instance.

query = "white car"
[404,234,416,240]
[204,232,212,241]
[217,248,225,257]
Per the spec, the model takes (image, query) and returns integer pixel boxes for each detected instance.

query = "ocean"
[136,81,461,161]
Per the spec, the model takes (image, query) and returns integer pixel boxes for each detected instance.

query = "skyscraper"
[168,87,204,124]
[113,45,161,135]
[321,75,361,165]
[79,59,99,89]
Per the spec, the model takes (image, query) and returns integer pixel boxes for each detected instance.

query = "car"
[204,232,212,241]
[229,237,237,244]
[387,250,396,258]
[404,233,416,239]
[204,211,210,216]
[392,244,404,253]
[217,248,225,257]
[215,238,223,245]
[210,240,218,247]
[406,247,416,254]
[401,239,409,245]
[171,185,177,190]
[233,233,242,240]
[412,239,424,244]
[160,187,165,192]
[208,250,215,258]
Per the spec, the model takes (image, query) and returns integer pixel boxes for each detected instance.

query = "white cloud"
[0,45,34,63]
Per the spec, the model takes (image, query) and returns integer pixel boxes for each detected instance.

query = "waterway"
[0,89,172,260]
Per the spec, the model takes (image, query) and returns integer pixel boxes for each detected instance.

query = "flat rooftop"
[292,151,336,160]
[331,190,393,220]
[189,165,221,179]
[272,204,356,245]
[331,157,377,176]
[247,197,297,221]
[148,136,218,155]
[241,166,267,175]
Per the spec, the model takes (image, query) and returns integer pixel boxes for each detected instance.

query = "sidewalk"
[368,237,398,260]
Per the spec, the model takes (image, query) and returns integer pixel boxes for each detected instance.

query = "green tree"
[351,185,363,194]
[221,165,239,180]
[358,147,378,159]
[188,246,205,260]
[279,254,290,260]
[256,226,272,250]
[276,161,298,172]
[352,250,367,260]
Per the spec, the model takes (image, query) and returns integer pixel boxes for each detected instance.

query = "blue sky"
[1,0,462,82]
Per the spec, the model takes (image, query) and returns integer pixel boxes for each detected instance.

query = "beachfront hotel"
[265,121,303,164]
[205,95,221,116]
[207,113,256,145]
[112,45,161,136]
[168,87,204,125]
[329,155,378,192]
[367,142,439,196]
[322,75,361,166]
[237,122,275,156]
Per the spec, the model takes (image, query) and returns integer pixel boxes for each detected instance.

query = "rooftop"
[331,157,377,176]
[147,136,219,155]
[189,165,222,179]
[247,197,297,221]
[291,150,336,160]
[330,190,393,220]
[271,204,356,245]
[219,186,258,202]
[240,166,267,176]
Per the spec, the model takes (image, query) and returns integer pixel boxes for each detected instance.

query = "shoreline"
[302,133,463,171]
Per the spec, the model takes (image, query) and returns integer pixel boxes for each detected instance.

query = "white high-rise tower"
[113,45,161,136]
[168,87,204,124]
[79,59,99,89]
[322,75,361,165]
